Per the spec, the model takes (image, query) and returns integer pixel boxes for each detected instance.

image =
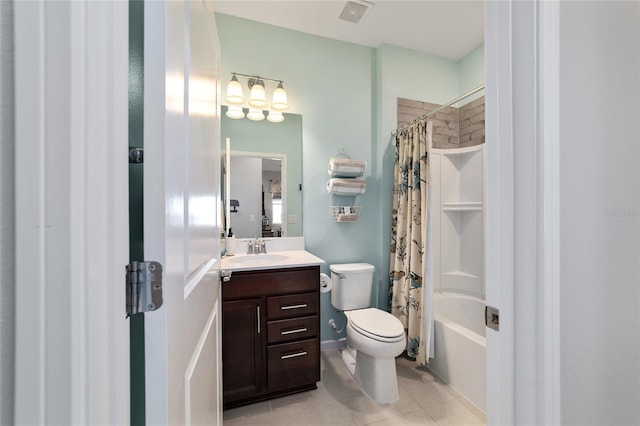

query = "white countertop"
[220,249,325,272]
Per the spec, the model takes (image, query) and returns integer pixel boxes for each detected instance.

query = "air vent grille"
[339,1,373,24]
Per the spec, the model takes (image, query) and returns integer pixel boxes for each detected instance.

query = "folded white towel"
[326,178,367,195]
[328,158,367,178]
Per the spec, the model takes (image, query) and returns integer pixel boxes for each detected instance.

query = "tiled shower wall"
[397,96,485,149]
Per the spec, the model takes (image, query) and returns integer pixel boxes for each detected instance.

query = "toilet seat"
[348,308,405,343]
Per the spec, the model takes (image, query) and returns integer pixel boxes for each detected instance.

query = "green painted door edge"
[129,1,145,425]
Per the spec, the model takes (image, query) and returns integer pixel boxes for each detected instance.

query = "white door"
[143,0,223,424]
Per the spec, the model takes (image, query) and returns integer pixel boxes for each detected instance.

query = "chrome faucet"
[247,236,267,254]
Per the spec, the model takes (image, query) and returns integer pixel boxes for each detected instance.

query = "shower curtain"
[389,120,434,365]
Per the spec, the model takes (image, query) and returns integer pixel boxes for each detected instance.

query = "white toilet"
[330,263,406,404]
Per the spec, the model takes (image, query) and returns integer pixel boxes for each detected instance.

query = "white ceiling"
[213,0,484,61]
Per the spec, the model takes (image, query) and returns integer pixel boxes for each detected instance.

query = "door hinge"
[485,305,500,331]
[126,261,163,317]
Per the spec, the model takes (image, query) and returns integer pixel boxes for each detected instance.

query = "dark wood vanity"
[222,265,321,409]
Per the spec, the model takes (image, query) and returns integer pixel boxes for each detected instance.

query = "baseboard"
[320,338,347,351]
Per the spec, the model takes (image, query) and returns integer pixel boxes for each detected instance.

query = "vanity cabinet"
[222,265,320,409]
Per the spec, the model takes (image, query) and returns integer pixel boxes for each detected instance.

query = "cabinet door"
[222,298,265,404]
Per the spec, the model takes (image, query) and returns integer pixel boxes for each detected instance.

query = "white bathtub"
[429,292,486,413]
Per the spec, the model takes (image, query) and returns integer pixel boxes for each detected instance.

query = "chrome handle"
[281,304,307,310]
[281,351,307,360]
[280,327,307,335]
[257,305,261,334]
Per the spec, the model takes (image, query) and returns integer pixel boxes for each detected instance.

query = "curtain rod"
[391,84,486,136]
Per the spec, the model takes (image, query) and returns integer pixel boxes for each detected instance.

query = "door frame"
[485,1,561,424]
[14,1,130,424]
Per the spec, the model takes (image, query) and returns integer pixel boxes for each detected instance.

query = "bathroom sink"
[220,250,325,271]
[226,254,289,265]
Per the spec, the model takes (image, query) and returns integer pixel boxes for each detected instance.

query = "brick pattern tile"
[397,96,485,149]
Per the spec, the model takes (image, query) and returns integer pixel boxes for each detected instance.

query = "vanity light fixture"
[248,78,267,108]
[271,82,288,111]
[225,105,245,119]
[225,72,289,122]
[267,110,284,123]
[247,108,266,121]
[225,73,244,105]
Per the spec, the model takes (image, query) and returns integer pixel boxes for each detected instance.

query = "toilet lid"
[349,308,404,340]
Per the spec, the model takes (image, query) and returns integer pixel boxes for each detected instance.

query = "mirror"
[221,106,302,238]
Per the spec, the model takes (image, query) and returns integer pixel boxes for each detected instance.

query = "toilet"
[330,263,406,404]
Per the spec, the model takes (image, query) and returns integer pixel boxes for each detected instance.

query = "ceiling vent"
[338,0,374,24]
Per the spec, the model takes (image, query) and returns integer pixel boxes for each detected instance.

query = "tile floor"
[223,350,486,426]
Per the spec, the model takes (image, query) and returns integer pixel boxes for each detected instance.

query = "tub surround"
[430,292,486,412]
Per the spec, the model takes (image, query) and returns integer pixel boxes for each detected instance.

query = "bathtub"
[429,292,486,413]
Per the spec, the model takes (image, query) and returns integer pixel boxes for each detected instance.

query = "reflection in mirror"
[221,106,302,238]
[228,152,286,238]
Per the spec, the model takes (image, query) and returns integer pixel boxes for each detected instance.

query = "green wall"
[216,13,484,343]
[458,44,486,103]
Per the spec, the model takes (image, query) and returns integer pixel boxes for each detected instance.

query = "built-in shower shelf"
[432,143,485,297]
[442,270,481,279]
[442,202,483,211]
[441,271,483,294]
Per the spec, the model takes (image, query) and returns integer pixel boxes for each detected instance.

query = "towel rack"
[327,156,366,222]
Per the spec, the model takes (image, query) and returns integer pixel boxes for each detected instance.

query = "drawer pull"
[281,303,307,310]
[257,305,261,334]
[281,351,308,360]
[281,327,307,335]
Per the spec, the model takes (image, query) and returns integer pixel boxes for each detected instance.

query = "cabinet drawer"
[267,316,318,344]
[267,292,318,320]
[223,266,319,300]
[267,339,319,392]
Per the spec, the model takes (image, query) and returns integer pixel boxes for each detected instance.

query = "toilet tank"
[330,263,375,310]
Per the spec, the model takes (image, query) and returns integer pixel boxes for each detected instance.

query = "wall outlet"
[250,214,256,222]
[288,214,297,224]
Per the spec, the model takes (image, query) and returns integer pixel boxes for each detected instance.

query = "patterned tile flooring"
[223,350,486,426]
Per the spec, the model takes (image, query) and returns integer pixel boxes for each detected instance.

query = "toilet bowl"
[329,263,407,404]
[343,308,406,403]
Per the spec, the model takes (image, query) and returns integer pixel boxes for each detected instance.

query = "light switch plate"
[288,214,297,224]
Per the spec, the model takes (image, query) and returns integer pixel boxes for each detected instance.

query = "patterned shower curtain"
[389,120,434,365]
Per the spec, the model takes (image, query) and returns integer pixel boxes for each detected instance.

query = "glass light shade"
[225,105,244,119]
[247,108,265,121]
[271,83,288,111]
[267,110,284,123]
[225,75,244,105]
[248,80,267,108]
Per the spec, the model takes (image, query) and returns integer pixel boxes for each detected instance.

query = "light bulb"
[271,82,288,111]
[267,110,284,123]
[247,108,265,121]
[225,105,244,119]
[249,79,267,108]
[225,74,244,105]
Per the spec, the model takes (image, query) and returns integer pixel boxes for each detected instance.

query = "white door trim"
[484,1,515,423]
[537,1,562,424]
[485,1,562,424]
[14,1,129,424]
